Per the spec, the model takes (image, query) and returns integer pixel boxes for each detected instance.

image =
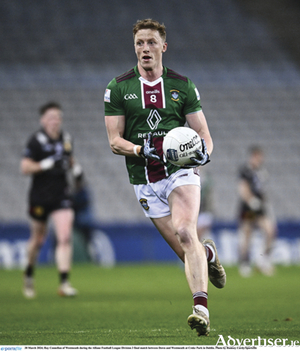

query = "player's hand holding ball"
[139,132,164,164]
[184,138,210,168]
[163,127,210,168]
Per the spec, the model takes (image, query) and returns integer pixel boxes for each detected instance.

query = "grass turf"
[0,264,299,346]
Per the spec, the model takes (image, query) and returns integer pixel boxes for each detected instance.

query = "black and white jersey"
[239,164,268,201]
[238,164,270,219]
[22,128,73,204]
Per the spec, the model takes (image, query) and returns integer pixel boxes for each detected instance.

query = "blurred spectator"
[237,146,277,277]
[72,163,94,236]
[71,165,116,267]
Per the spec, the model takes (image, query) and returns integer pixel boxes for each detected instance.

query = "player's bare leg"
[151,215,185,261]
[23,219,47,298]
[152,184,210,336]
[238,220,253,277]
[169,185,208,293]
[52,209,77,296]
[152,215,210,336]
[153,185,208,291]
[52,209,73,272]
[257,216,276,275]
[27,219,48,265]
[170,185,210,336]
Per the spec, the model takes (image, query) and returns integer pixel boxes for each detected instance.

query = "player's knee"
[176,225,195,248]
[57,233,72,246]
[30,234,46,249]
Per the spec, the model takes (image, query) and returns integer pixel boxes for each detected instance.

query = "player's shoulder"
[239,164,253,179]
[165,67,188,83]
[115,68,136,83]
[23,130,46,156]
[165,67,197,94]
[27,129,46,145]
[106,68,137,92]
[62,130,72,141]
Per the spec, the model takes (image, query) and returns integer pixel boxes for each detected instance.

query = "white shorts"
[134,168,201,218]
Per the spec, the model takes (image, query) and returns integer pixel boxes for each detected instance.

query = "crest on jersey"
[64,140,72,152]
[170,89,180,101]
[63,132,72,152]
[33,206,44,217]
[139,198,149,211]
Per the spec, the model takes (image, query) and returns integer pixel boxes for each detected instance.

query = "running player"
[237,146,277,277]
[20,102,78,298]
[104,19,226,337]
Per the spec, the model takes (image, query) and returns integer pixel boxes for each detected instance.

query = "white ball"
[163,127,202,166]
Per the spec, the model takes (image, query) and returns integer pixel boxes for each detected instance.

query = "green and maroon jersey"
[104,65,202,184]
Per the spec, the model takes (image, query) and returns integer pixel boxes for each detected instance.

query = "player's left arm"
[186,110,213,156]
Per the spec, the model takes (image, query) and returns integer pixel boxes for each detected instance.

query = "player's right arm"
[105,115,161,162]
[238,178,253,202]
[105,114,141,157]
[21,136,56,175]
[20,157,55,175]
[238,178,262,211]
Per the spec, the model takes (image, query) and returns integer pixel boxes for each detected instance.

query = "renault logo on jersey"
[147,110,162,130]
[124,93,138,100]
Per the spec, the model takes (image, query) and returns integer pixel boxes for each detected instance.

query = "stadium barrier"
[0,221,299,269]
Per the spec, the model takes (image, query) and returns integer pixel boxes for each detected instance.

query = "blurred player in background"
[197,169,214,240]
[72,163,94,233]
[237,146,277,277]
[72,164,94,253]
[104,18,226,337]
[20,102,78,298]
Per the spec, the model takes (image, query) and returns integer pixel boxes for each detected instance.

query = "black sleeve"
[22,134,42,161]
[239,165,251,183]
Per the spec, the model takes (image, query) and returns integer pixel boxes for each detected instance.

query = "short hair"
[39,102,62,116]
[248,145,263,156]
[133,19,166,42]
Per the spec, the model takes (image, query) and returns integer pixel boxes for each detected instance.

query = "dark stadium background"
[0,0,299,267]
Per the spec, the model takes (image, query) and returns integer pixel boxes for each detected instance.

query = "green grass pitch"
[0,264,299,346]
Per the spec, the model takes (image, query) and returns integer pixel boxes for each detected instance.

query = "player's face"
[134,29,167,73]
[40,108,62,138]
[251,151,264,169]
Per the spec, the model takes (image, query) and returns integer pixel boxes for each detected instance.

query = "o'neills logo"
[146,89,160,94]
[179,135,200,152]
